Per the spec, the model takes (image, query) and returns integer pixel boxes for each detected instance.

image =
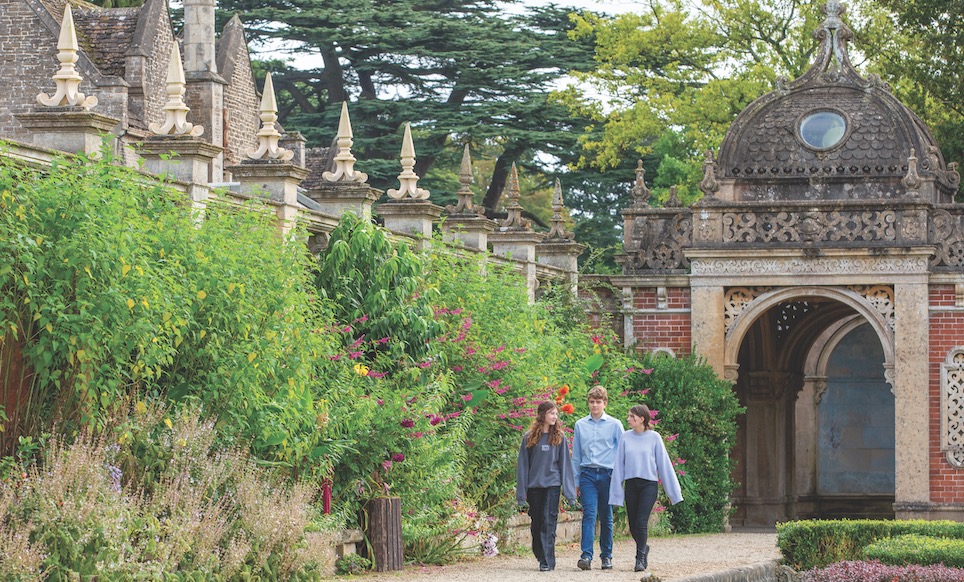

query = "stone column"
[182,0,226,180]
[442,214,497,250]
[378,200,444,249]
[893,281,930,511]
[689,283,726,377]
[490,229,545,302]
[230,160,310,235]
[537,240,585,292]
[16,109,119,157]
[139,136,222,205]
[306,183,381,219]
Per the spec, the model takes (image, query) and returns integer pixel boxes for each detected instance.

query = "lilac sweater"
[609,429,683,507]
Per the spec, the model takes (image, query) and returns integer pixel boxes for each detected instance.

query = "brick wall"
[0,0,59,141]
[928,284,964,501]
[632,287,692,356]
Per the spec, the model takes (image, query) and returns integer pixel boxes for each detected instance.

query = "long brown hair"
[629,404,652,431]
[526,401,564,447]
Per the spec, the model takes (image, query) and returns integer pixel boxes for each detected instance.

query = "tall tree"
[217,0,599,211]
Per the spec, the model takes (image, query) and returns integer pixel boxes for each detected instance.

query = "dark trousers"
[625,478,658,556]
[527,486,560,569]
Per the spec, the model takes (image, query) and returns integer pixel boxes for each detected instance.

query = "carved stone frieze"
[930,209,964,269]
[722,209,897,244]
[724,287,771,332]
[692,256,929,276]
[940,350,964,469]
[848,285,895,332]
[624,211,692,273]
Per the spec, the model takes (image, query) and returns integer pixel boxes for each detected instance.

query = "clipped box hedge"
[863,534,964,569]
[776,519,964,570]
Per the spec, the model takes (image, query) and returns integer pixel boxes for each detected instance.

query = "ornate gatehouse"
[600,1,963,525]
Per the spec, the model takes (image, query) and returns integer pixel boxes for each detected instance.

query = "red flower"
[557,385,570,396]
[560,403,575,414]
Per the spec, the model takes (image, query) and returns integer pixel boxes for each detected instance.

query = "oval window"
[799,111,846,149]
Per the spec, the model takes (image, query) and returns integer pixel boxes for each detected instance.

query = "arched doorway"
[723,286,895,526]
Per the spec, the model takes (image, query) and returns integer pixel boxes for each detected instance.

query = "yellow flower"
[353,363,370,376]
[164,418,173,429]
[135,401,147,415]
[197,290,207,300]
[126,298,135,309]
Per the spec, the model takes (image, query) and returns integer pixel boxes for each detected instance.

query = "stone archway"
[720,285,896,525]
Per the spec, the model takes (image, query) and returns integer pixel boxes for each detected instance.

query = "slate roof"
[72,7,139,78]
[300,146,335,191]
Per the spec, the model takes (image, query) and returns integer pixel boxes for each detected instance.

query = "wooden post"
[364,497,403,571]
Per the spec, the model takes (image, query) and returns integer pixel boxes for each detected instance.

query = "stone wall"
[135,4,174,132]
[0,0,59,141]
[218,19,259,167]
[927,284,964,503]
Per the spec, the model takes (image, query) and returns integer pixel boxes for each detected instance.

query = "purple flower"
[401,419,415,428]
[392,453,405,462]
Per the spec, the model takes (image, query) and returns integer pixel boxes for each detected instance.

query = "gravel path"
[346,531,781,581]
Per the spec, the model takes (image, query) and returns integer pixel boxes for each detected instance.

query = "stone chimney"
[182,0,226,180]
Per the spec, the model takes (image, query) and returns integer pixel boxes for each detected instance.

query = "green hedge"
[863,534,964,568]
[777,519,964,570]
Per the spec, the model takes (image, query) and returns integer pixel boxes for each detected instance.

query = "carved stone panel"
[940,350,964,469]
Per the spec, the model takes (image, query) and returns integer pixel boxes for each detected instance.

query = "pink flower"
[417,361,432,369]
[376,337,390,345]
[348,351,363,359]
[377,399,384,406]
[445,412,461,420]
[678,470,686,476]
[486,380,501,389]
[465,347,476,356]
[512,397,526,406]
[514,348,526,354]
[329,354,342,361]
[461,318,472,330]
[666,433,679,442]
[401,419,415,428]
[590,335,603,344]
[642,368,654,375]
[367,370,388,379]
[411,432,425,439]
[477,366,488,374]
[392,453,405,462]
[349,335,366,348]
[354,315,369,323]
[675,458,686,465]
[493,345,505,353]
[382,460,393,471]
[491,360,509,371]
[343,326,353,333]
[451,308,463,315]
[495,388,508,395]
[430,416,442,426]
[462,393,473,402]
[452,365,463,372]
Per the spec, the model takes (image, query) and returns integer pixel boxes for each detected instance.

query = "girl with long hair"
[516,400,577,572]
[609,404,683,572]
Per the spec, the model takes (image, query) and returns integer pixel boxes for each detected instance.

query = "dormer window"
[799,110,847,150]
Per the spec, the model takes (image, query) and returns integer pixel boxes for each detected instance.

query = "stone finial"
[699,149,720,196]
[247,73,293,161]
[665,186,683,208]
[546,178,573,240]
[500,163,531,229]
[149,42,204,137]
[386,123,429,200]
[322,101,367,182]
[902,148,922,197]
[630,159,651,202]
[447,144,481,214]
[37,5,97,110]
[947,162,961,190]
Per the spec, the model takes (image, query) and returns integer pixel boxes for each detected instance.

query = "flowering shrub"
[801,560,964,581]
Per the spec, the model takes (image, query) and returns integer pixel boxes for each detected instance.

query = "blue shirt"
[571,412,623,479]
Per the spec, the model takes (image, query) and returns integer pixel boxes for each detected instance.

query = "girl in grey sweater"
[516,401,577,571]
[609,404,683,572]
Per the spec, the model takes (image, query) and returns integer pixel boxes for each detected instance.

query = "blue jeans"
[578,468,613,560]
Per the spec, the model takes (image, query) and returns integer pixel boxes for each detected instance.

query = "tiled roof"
[301,146,334,191]
[72,6,140,78]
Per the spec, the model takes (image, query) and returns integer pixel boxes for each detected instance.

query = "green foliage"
[315,212,441,361]
[863,534,964,568]
[777,519,964,571]
[0,147,344,476]
[334,552,371,575]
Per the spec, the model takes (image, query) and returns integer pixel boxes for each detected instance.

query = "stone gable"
[217,15,258,166]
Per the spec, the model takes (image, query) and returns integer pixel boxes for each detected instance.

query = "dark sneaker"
[601,557,612,570]
[577,558,591,570]
[540,563,551,572]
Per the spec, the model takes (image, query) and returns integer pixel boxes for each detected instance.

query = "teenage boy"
[571,385,624,570]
